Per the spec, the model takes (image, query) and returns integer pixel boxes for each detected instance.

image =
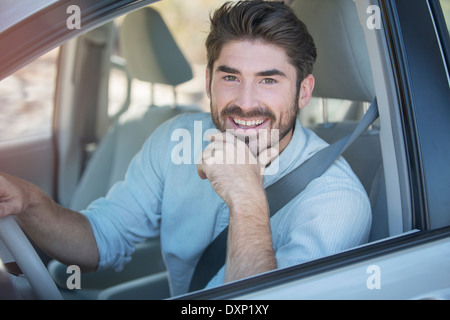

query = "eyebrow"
[216,65,240,75]
[256,69,287,78]
[215,65,287,78]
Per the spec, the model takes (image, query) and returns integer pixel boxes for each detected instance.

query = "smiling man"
[198,33,315,282]
[0,0,371,297]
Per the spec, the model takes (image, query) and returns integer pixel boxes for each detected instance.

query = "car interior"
[49,6,201,300]
[44,0,389,300]
[1,0,397,299]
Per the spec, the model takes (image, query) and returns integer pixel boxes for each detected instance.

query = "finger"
[258,144,280,167]
[202,142,219,165]
[0,199,21,218]
[207,131,236,144]
[197,163,208,180]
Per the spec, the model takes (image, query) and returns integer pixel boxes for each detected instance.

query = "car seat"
[48,7,200,299]
[292,0,389,242]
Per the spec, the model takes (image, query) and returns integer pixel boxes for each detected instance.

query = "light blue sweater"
[82,112,371,297]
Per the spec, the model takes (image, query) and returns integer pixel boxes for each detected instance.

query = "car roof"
[0,0,59,33]
[0,0,158,81]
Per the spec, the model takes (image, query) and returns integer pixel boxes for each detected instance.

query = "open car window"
[0,49,58,142]
[0,0,449,301]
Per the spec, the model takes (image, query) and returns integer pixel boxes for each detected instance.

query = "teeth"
[233,118,265,127]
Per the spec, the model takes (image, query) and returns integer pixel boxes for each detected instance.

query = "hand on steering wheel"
[0,216,62,300]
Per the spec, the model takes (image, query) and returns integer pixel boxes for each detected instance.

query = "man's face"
[206,40,313,156]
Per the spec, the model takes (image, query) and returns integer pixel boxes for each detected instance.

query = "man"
[0,0,371,296]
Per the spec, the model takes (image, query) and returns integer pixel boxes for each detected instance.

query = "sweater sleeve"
[81,116,177,271]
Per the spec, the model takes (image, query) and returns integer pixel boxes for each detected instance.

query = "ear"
[298,74,315,109]
[205,68,211,99]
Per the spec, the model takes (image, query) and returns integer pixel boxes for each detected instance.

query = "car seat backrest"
[292,0,375,101]
[69,7,199,211]
[292,0,388,242]
[118,7,193,86]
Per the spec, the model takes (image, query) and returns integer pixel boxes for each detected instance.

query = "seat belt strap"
[266,98,379,214]
[188,98,379,292]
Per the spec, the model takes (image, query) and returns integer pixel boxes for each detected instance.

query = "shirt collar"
[263,119,307,187]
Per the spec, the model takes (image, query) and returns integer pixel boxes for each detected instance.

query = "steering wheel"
[0,216,62,300]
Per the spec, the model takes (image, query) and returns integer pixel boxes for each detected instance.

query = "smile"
[231,117,267,129]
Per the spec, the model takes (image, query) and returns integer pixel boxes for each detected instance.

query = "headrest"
[119,7,193,86]
[292,0,375,102]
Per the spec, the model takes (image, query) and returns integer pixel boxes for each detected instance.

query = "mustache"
[220,105,276,121]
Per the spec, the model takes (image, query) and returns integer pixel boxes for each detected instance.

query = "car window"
[0,48,58,142]
[299,97,369,127]
[107,0,218,121]
[109,0,384,298]
[6,0,444,301]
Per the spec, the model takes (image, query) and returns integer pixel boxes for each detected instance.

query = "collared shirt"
[82,112,371,297]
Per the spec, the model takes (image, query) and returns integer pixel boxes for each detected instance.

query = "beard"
[209,93,299,157]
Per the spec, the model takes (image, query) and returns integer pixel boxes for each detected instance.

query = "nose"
[235,81,259,111]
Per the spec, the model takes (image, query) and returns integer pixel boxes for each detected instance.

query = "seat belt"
[189,98,379,292]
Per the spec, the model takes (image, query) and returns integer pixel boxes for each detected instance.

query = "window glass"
[299,97,368,127]
[106,0,226,119]
[0,48,58,142]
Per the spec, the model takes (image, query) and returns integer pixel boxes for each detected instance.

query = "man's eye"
[261,78,276,84]
[223,75,237,82]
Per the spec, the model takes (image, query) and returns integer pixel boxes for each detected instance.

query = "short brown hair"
[206,0,317,88]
